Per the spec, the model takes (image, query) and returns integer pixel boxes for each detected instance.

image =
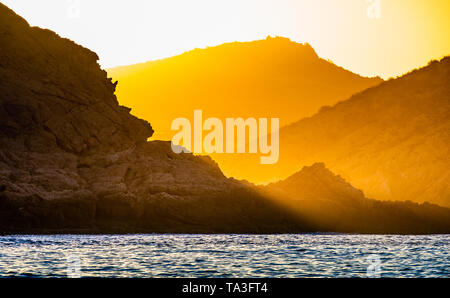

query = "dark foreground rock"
[0,3,306,234]
[0,3,449,234]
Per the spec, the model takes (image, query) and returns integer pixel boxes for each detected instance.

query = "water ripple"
[0,234,448,278]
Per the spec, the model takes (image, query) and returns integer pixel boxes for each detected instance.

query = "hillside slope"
[108,36,382,140]
[265,163,450,234]
[237,57,450,207]
[0,3,302,233]
[277,57,450,207]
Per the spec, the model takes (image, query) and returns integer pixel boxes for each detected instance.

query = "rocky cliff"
[0,3,449,234]
[0,3,303,233]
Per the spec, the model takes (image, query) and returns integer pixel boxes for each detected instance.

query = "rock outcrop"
[0,3,303,233]
[265,163,450,234]
[0,3,449,234]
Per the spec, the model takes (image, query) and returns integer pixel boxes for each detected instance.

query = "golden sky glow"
[2,0,449,78]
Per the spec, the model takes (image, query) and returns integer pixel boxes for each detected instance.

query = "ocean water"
[0,234,448,278]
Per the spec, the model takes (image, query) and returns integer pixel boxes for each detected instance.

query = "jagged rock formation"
[0,3,449,234]
[0,3,302,233]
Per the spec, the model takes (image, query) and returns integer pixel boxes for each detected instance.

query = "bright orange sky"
[2,0,449,79]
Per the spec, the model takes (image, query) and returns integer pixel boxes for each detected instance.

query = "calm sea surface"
[0,234,448,278]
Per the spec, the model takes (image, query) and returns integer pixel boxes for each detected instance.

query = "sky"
[2,0,449,79]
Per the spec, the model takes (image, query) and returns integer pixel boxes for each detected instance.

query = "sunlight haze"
[2,0,449,79]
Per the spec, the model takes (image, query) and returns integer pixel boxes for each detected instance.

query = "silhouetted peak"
[304,162,327,170]
[268,162,367,203]
[252,36,319,58]
[286,162,335,181]
[276,54,450,207]
[170,36,320,63]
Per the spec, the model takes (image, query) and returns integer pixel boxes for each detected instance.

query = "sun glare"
[1,0,449,79]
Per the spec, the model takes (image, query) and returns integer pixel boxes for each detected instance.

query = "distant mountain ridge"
[277,56,450,207]
[108,36,382,140]
[264,163,450,234]
[233,56,450,207]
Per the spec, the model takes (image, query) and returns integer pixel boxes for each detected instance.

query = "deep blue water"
[0,234,448,278]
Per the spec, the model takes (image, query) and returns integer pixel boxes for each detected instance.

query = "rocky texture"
[0,5,153,154]
[0,3,304,234]
[0,140,305,233]
[0,3,449,234]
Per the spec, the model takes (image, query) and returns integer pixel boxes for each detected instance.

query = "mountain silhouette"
[233,57,450,207]
[108,36,382,140]
[0,3,449,234]
[0,3,305,234]
[265,163,450,233]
